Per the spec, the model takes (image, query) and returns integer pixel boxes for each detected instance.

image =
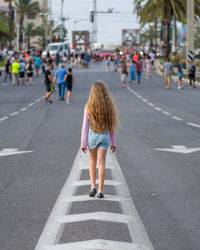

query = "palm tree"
[134,0,200,59]
[15,0,40,49]
[140,24,158,48]
[24,22,37,49]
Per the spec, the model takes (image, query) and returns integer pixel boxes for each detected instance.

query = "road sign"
[0,148,33,157]
[154,145,200,154]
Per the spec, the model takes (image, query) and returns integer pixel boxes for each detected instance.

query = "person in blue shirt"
[53,64,67,101]
[34,56,42,77]
[19,59,26,85]
[130,60,136,83]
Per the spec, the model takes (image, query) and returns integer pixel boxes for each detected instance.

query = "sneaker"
[89,188,97,197]
[97,192,104,198]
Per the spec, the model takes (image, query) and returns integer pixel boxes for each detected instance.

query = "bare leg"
[46,91,52,101]
[89,149,97,189]
[97,148,107,193]
[67,91,71,102]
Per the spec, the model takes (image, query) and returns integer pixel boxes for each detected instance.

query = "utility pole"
[92,0,97,43]
[61,0,65,40]
[186,0,194,63]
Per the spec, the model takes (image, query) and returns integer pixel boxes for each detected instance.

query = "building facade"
[0,0,48,49]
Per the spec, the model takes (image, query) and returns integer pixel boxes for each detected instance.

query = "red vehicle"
[99,50,113,59]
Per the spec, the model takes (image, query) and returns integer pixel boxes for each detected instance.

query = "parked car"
[42,42,69,58]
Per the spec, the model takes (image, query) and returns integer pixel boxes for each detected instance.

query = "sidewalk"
[155,59,200,87]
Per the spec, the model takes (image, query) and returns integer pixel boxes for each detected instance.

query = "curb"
[155,61,200,87]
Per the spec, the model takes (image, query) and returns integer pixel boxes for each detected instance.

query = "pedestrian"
[81,81,118,198]
[106,56,110,72]
[26,60,34,85]
[19,59,26,85]
[34,55,41,77]
[44,63,54,103]
[56,52,60,67]
[53,64,67,101]
[145,55,152,79]
[130,60,136,83]
[64,68,75,104]
[4,59,12,82]
[187,60,196,89]
[136,57,143,84]
[121,61,128,88]
[163,58,173,89]
[149,50,156,69]
[11,57,20,86]
[177,64,184,89]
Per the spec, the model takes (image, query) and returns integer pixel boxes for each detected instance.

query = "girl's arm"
[110,126,116,153]
[81,106,89,153]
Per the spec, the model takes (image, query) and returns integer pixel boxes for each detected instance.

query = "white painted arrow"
[154,145,200,154]
[0,148,33,157]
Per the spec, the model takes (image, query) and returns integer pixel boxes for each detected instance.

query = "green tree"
[140,24,158,48]
[24,22,37,49]
[134,0,200,59]
[15,0,40,49]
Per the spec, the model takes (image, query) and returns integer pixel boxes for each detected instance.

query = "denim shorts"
[88,129,110,150]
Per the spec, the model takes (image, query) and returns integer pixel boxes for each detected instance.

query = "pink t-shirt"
[81,107,116,148]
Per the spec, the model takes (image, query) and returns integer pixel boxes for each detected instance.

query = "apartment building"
[0,0,48,48]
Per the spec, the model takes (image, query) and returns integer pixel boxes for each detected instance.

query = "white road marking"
[154,145,200,154]
[162,111,171,116]
[57,212,129,224]
[0,148,33,157]
[35,99,41,103]
[187,122,200,128]
[63,195,129,203]
[20,107,28,112]
[71,179,122,187]
[35,151,153,250]
[154,107,162,111]
[147,103,154,107]
[10,111,19,116]
[0,116,8,122]
[171,116,183,121]
[46,239,140,250]
[28,103,34,107]
[142,98,148,102]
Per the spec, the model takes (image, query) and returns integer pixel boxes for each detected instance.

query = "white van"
[42,42,69,58]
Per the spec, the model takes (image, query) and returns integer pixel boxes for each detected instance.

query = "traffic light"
[55,37,59,41]
[90,11,94,23]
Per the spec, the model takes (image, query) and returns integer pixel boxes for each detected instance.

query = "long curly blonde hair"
[86,81,118,134]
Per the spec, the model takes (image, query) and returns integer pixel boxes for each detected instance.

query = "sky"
[51,0,140,47]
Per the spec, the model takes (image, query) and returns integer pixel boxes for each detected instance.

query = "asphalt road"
[0,62,200,250]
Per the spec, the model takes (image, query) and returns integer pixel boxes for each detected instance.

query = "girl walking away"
[81,82,118,198]
[26,60,34,85]
[145,55,152,79]
[177,64,184,89]
[121,61,128,88]
[44,63,54,103]
[130,60,136,83]
[64,68,75,104]
[106,56,110,72]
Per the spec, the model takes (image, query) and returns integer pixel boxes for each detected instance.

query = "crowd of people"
[103,50,198,90]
